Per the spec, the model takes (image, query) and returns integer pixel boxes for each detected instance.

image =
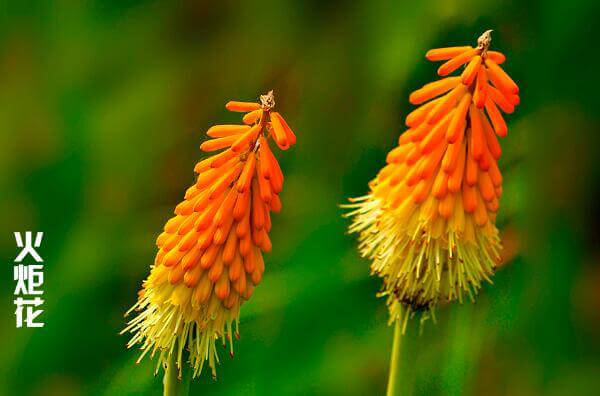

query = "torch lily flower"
[345,31,519,331]
[122,91,296,378]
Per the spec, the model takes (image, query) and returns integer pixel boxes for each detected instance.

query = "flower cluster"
[122,91,296,378]
[346,31,519,331]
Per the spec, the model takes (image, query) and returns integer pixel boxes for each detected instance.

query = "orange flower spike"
[425,46,472,61]
[123,90,296,380]
[345,30,519,328]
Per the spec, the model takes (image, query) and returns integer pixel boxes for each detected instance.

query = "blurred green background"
[2,0,600,395]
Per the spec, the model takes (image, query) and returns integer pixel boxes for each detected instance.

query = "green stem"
[163,352,190,396]
[386,319,403,396]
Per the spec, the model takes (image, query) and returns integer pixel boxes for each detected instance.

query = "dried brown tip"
[260,90,275,111]
[477,30,493,51]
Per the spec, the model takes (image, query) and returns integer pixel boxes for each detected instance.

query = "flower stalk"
[163,347,190,396]
[386,320,403,396]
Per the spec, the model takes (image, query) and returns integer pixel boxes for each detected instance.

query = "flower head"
[122,90,296,378]
[345,31,519,331]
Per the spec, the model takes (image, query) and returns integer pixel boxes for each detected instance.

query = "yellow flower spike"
[344,30,519,330]
[122,90,296,379]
